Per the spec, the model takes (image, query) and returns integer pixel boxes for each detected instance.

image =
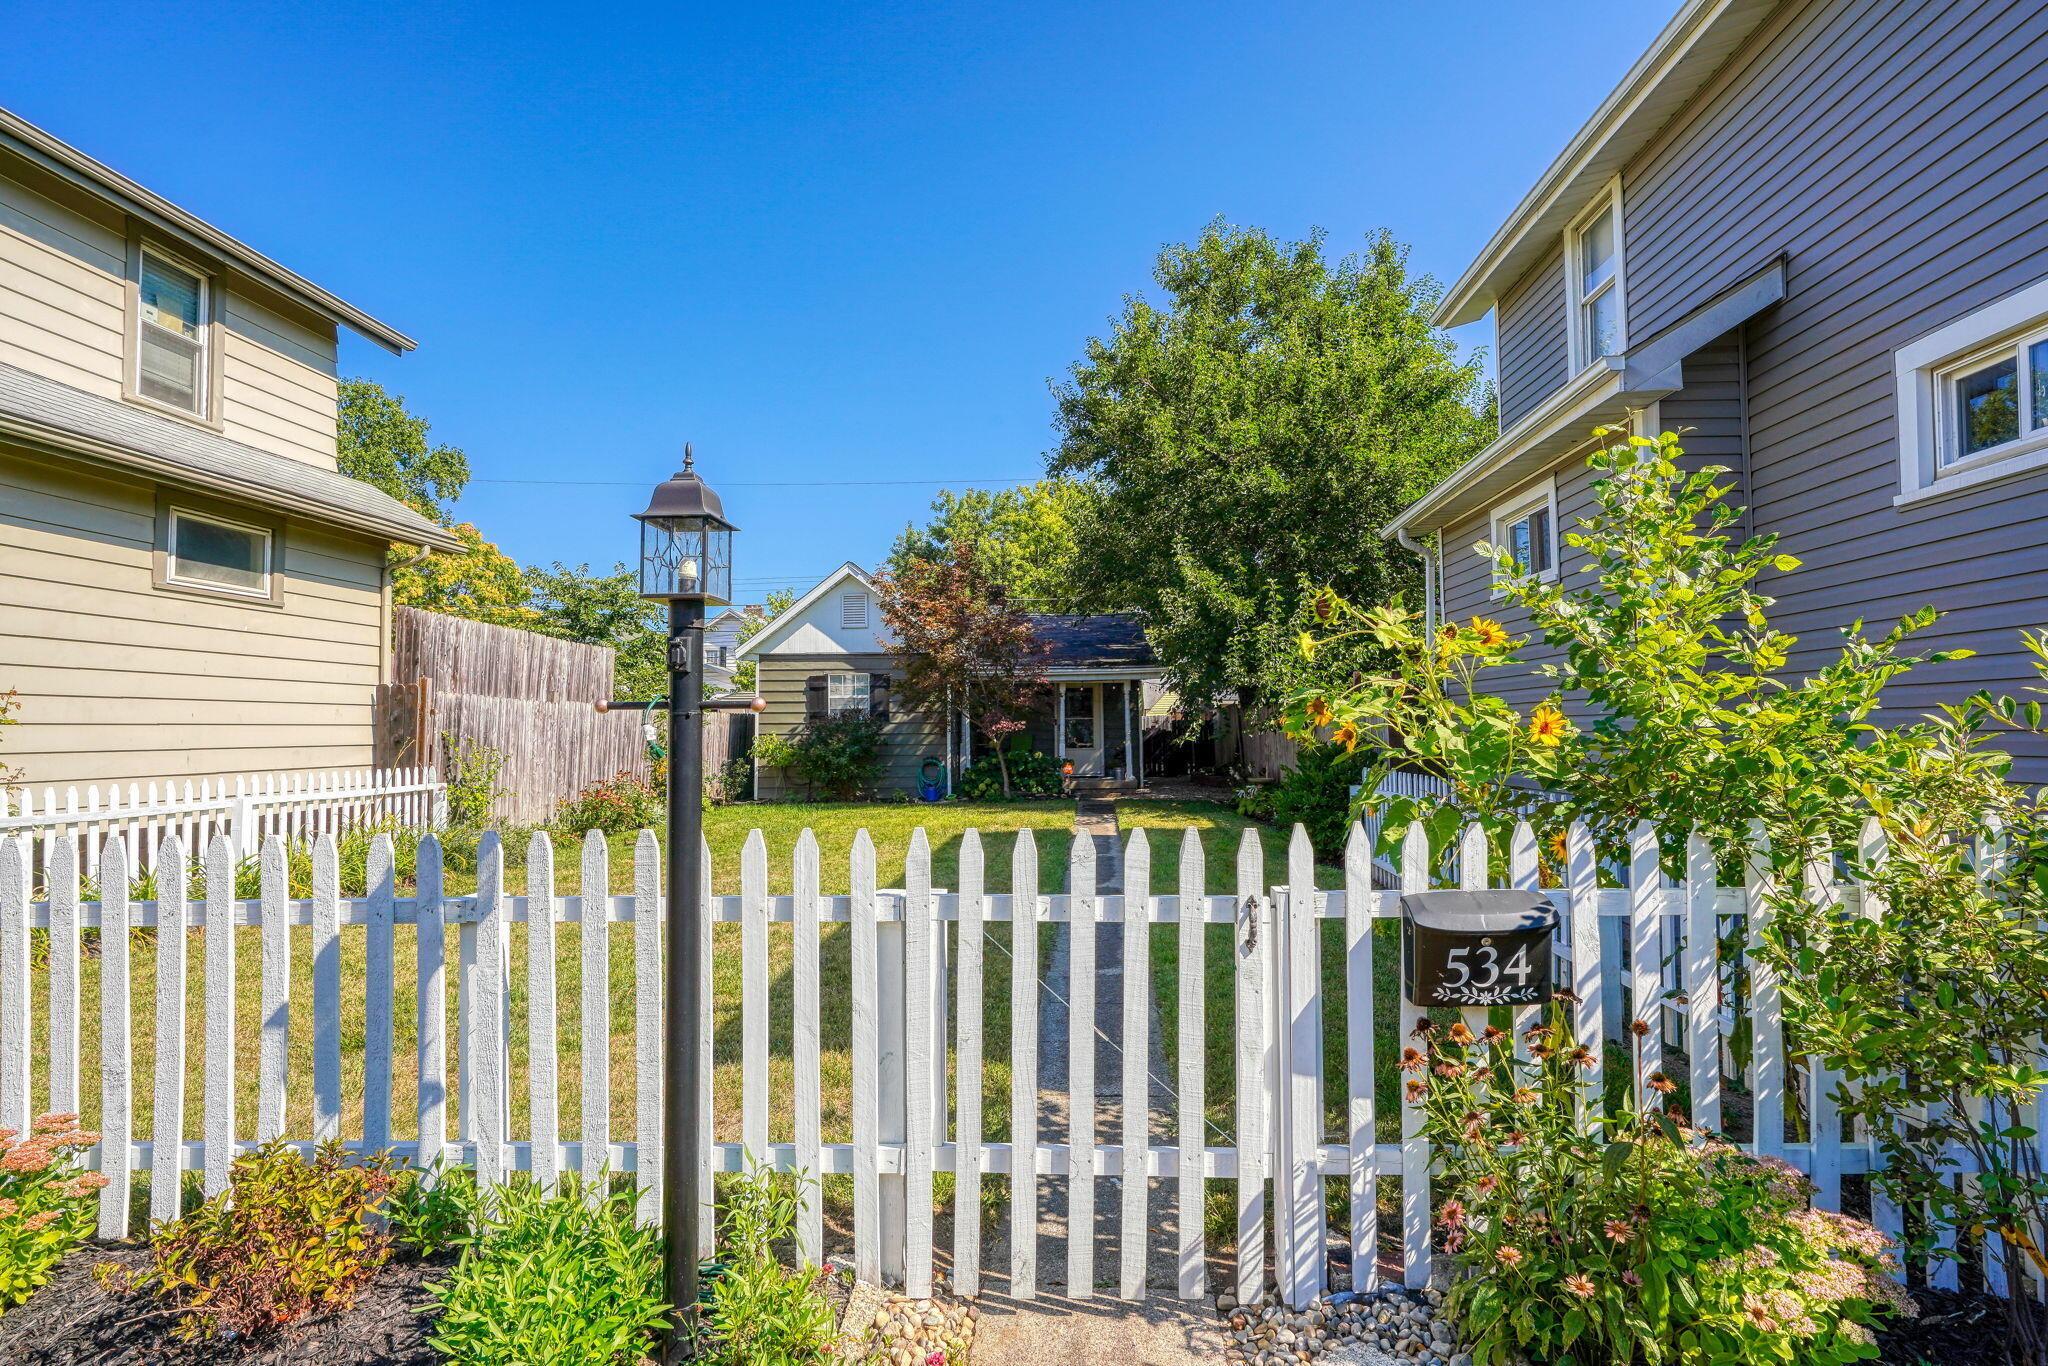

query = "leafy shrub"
[556,770,663,835]
[0,1113,103,1315]
[705,1162,841,1366]
[445,736,508,828]
[0,687,21,790]
[1421,1003,1910,1365]
[1268,740,1371,855]
[134,1139,398,1342]
[709,753,754,805]
[955,747,1062,800]
[426,1175,666,1366]
[1233,782,1277,823]
[754,714,886,800]
[385,1162,480,1259]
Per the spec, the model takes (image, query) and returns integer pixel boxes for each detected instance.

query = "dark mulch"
[0,1243,452,1366]
[1877,1286,2036,1365]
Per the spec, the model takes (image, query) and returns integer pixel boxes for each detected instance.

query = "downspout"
[1394,527,1440,635]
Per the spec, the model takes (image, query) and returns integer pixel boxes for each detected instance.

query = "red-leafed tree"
[874,543,1048,798]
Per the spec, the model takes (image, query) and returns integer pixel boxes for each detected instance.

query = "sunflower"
[1305,696,1334,728]
[1528,703,1568,747]
[1468,616,1509,648]
[1332,721,1360,752]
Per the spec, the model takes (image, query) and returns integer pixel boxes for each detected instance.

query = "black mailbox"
[1401,890,1557,1008]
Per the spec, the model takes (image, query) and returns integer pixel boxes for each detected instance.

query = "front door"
[1061,683,1103,776]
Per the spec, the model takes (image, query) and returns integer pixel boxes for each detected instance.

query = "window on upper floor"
[1894,276,2048,505]
[136,248,211,418]
[1490,477,1558,590]
[1565,180,1626,373]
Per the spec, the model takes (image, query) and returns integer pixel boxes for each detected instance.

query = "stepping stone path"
[1216,1287,1472,1366]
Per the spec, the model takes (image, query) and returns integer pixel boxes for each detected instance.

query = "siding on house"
[1496,246,1572,429]
[1440,331,1749,713]
[1617,0,2048,769]
[0,160,341,470]
[0,447,387,788]
[753,653,944,800]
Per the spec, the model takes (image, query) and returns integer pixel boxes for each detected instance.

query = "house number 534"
[1441,941,1534,990]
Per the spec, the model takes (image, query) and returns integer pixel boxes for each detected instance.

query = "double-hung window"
[1895,277,2048,503]
[1490,478,1558,589]
[827,672,870,717]
[137,249,210,417]
[1566,180,1625,372]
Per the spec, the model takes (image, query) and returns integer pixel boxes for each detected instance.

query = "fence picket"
[905,828,936,1298]
[1745,822,1786,1162]
[793,830,824,1263]
[1067,830,1097,1300]
[1802,857,1843,1212]
[851,830,882,1285]
[1279,825,1324,1307]
[1009,828,1040,1300]
[699,835,715,1258]
[1856,818,1906,1280]
[742,831,769,1162]
[417,837,447,1178]
[259,836,289,1141]
[633,830,661,1225]
[203,835,236,1198]
[1235,827,1268,1303]
[1120,828,1152,1301]
[1627,823,1661,1110]
[363,835,396,1156]
[579,832,609,1189]
[1398,822,1430,1288]
[151,836,189,1224]
[474,833,507,1191]
[50,839,80,1118]
[954,829,985,1297]
[1344,821,1377,1294]
[1683,834,1722,1133]
[313,836,343,1144]
[1176,828,1208,1300]
[98,840,132,1238]
[528,832,560,1191]
[1566,823,1604,1123]
[1508,822,1540,1066]
[0,836,27,1135]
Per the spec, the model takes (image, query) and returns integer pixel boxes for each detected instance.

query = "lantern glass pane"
[640,519,704,599]
[702,527,733,603]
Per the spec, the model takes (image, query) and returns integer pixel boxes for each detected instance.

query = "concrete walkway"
[966,795,1227,1365]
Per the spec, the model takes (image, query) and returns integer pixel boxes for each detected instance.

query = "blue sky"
[6,2,1670,605]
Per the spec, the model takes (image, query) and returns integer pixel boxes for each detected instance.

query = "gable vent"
[841,593,870,630]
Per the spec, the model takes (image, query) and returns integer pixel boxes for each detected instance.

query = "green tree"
[525,562,667,702]
[337,378,469,525]
[888,480,1091,610]
[1049,222,1490,706]
[392,523,535,628]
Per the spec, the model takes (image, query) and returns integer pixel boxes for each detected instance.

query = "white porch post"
[1133,682,1144,785]
[1121,682,1134,782]
[1055,685,1067,762]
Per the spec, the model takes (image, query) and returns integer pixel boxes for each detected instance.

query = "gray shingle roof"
[0,361,463,551]
[1026,613,1158,669]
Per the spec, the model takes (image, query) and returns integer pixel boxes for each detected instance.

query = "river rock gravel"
[1216,1287,1470,1366]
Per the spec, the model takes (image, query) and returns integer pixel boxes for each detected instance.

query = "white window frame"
[826,671,870,718]
[1489,476,1559,592]
[840,592,870,630]
[165,505,273,600]
[1564,177,1627,375]
[135,245,213,420]
[1894,275,2048,507]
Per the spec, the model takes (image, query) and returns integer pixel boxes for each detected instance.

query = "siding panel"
[753,654,945,799]
[1497,248,1570,428]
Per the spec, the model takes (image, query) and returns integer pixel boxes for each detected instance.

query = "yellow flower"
[1332,721,1360,751]
[1297,631,1319,661]
[1469,616,1508,648]
[1528,703,1568,747]
[1305,697,1334,728]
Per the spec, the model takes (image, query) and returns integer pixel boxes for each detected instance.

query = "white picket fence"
[0,816,2014,1308]
[0,767,445,886]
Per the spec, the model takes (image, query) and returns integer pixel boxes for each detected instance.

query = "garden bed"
[0,1244,450,1366]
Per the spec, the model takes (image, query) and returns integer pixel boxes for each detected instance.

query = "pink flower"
[927,1353,948,1366]
[1563,1273,1596,1299]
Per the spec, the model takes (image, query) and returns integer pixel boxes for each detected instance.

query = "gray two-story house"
[1390,0,2048,775]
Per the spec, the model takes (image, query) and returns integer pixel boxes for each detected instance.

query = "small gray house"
[1389,0,2048,777]
[733,563,1165,799]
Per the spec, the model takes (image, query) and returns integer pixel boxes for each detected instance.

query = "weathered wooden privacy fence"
[0,818,1986,1310]
[0,766,443,886]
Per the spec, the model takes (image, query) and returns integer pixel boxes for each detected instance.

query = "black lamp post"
[632,446,734,1362]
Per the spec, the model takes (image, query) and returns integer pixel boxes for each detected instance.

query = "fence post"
[1272,825,1326,1309]
[876,881,908,1286]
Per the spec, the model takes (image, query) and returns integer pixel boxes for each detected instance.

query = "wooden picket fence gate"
[0,767,444,887]
[0,816,2010,1309]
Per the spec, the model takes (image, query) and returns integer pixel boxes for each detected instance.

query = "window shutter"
[804,674,828,722]
[869,673,892,721]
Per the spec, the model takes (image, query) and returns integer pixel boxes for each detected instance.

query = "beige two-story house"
[0,107,462,792]
[1390,0,2048,777]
